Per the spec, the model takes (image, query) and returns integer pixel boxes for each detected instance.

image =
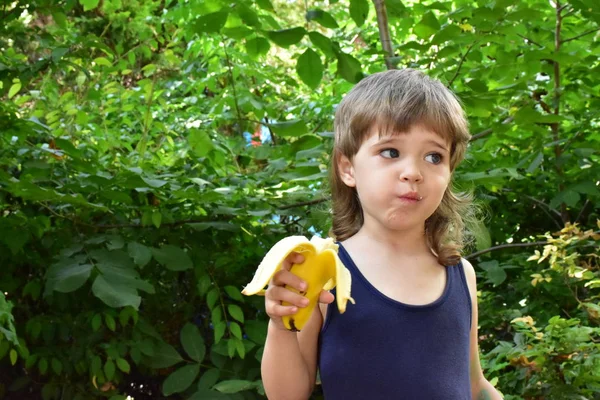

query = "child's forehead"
[366,123,452,146]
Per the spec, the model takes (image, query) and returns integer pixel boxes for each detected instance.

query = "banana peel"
[241,236,355,332]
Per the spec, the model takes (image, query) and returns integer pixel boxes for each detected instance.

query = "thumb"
[319,290,335,304]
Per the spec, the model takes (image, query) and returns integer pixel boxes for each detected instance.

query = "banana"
[241,235,355,332]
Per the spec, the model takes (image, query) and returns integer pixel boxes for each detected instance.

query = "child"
[261,69,503,400]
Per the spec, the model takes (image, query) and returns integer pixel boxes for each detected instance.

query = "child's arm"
[261,252,333,400]
[462,258,504,400]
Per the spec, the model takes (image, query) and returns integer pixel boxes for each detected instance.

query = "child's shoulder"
[459,257,477,295]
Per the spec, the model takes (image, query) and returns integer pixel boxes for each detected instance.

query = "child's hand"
[265,252,335,332]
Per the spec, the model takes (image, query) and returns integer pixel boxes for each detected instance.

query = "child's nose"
[399,162,423,182]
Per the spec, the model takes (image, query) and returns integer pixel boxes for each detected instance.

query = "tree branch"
[553,1,569,223]
[372,0,396,70]
[448,42,475,87]
[469,117,514,142]
[222,38,243,130]
[562,27,600,43]
[465,241,549,259]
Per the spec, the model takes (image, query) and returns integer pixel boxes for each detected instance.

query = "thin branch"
[466,230,600,259]
[469,117,514,142]
[465,241,549,260]
[448,42,475,87]
[558,3,570,12]
[279,197,330,210]
[517,34,544,48]
[562,27,600,43]
[575,199,590,224]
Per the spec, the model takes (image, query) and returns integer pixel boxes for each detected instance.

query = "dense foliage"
[1,0,599,399]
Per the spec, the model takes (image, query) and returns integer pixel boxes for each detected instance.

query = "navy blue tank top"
[318,243,472,399]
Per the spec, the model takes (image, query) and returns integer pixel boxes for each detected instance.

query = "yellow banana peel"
[241,236,355,332]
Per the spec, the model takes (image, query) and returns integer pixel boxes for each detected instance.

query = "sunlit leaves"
[266,27,306,47]
[296,48,323,89]
[350,0,370,27]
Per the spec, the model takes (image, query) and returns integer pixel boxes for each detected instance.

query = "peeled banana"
[241,236,355,332]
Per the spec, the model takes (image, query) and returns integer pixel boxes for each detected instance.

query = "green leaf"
[246,37,271,59]
[127,242,152,267]
[149,342,184,369]
[162,364,200,396]
[80,0,100,11]
[116,358,130,373]
[306,9,338,29]
[198,368,220,390]
[10,349,17,366]
[152,211,162,228]
[336,52,363,83]
[227,305,244,323]
[414,11,441,39]
[92,314,102,331]
[51,358,62,375]
[296,48,323,89]
[189,129,214,157]
[92,275,142,309]
[207,288,220,310]
[309,32,336,58]
[224,286,244,302]
[350,0,369,26]
[267,28,306,48]
[213,380,256,394]
[470,220,491,252]
[229,322,242,339]
[104,314,116,332]
[104,359,115,380]
[526,152,544,173]
[268,120,307,137]
[188,389,228,400]
[256,0,274,11]
[181,323,206,362]
[8,81,22,99]
[152,245,193,271]
[39,358,48,375]
[479,261,507,286]
[46,259,93,293]
[52,11,67,28]
[244,320,267,344]
[214,322,226,344]
[193,12,229,34]
[550,190,580,208]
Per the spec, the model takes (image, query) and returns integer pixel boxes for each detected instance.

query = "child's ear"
[337,154,356,188]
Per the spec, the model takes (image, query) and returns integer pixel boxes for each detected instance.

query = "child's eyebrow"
[373,137,449,152]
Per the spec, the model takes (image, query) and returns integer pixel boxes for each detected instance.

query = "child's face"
[337,124,451,232]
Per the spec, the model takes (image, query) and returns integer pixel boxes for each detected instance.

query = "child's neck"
[347,224,431,257]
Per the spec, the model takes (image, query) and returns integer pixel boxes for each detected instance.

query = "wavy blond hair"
[328,69,473,266]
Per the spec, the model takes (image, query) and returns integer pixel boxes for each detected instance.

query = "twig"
[448,42,475,87]
[465,241,549,259]
[562,27,600,43]
[517,34,544,48]
[575,200,590,224]
[279,197,330,210]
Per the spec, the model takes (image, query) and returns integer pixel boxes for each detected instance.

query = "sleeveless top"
[318,243,472,400]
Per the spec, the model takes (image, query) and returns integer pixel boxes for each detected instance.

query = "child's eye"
[380,148,399,158]
[425,153,443,164]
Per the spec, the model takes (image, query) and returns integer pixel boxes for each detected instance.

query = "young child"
[261,69,503,400]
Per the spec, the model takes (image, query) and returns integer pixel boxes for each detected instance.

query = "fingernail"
[300,282,307,290]
[301,298,309,306]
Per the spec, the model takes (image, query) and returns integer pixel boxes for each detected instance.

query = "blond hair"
[328,69,473,266]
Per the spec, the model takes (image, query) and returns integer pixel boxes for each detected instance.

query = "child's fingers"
[266,286,309,309]
[281,252,305,271]
[267,304,299,317]
[319,290,335,304]
[271,269,307,293]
